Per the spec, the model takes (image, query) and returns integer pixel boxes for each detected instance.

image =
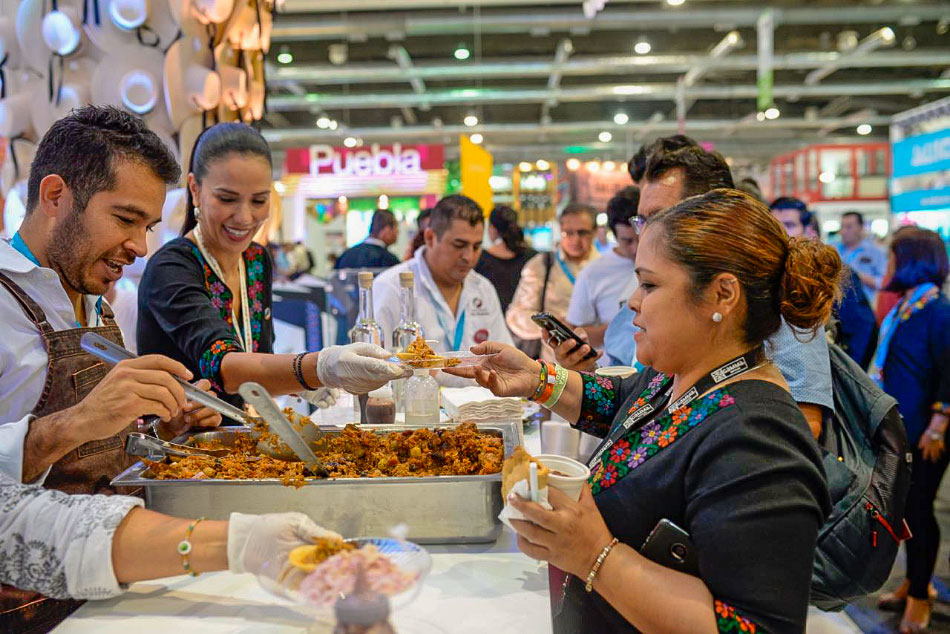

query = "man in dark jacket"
[334,209,400,270]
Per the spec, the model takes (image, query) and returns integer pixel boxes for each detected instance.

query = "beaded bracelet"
[293,352,320,391]
[178,517,206,577]
[530,362,557,403]
[585,537,619,592]
[529,361,550,401]
[541,364,569,409]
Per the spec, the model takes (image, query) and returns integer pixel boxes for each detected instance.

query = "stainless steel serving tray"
[112,420,522,544]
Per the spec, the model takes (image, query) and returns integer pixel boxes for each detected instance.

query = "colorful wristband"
[933,401,950,416]
[541,364,569,409]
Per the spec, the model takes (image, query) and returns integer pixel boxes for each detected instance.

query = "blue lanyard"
[11,231,102,327]
[11,232,40,266]
[554,251,576,285]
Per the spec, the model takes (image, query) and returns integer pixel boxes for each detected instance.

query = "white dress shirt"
[566,248,636,330]
[373,247,513,387]
[0,240,109,482]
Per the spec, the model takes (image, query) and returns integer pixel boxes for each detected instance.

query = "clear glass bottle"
[348,271,383,346]
[348,271,383,422]
[391,271,424,415]
[404,369,440,426]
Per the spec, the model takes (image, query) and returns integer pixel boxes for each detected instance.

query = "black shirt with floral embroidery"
[555,369,831,634]
[137,237,275,409]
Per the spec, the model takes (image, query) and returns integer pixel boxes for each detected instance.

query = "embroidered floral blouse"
[555,369,831,634]
[137,238,275,408]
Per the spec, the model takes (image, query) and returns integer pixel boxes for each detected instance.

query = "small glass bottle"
[349,271,383,422]
[391,271,424,415]
[404,369,440,426]
[348,271,383,347]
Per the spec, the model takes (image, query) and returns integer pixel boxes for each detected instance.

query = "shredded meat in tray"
[144,421,504,487]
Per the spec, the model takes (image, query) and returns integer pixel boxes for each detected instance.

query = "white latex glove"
[298,387,339,409]
[316,343,411,394]
[228,511,341,575]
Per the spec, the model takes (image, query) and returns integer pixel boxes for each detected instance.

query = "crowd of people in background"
[4,105,949,634]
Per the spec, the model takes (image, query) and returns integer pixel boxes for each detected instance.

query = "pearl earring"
[193,206,201,220]
[712,312,723,323]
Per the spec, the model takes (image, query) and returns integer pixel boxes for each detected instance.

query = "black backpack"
[810,342,913,611]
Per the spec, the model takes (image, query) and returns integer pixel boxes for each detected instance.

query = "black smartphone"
[530,312,599,361]
[639,519,700,577]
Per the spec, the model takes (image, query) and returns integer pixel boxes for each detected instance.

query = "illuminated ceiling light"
[566,158,581,171]
[764,107,780,120]
[602,160,617,171]
[613,112,629,125]
[470,133,483,144]
[463,114,479,127]
[338,195,348,204]
[613,85,643,95]
[519,161,533,172]
[274,181,286,194]
[328,120,338,130]
[819,172,836,184]
[316,116,330,129]
[536,159,551,170]
[585,161,601,172]
[598,131,613,143]
[756,111,767,122]
[378,194,389,209]
[666,0,685,6]
[343,137,358,148]
[634,40,652,55]
[277,46,293,64]
[856,123,873,135]
[454,44,471,60]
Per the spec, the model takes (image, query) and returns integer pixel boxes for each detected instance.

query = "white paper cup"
[596,365,638,379]
[534,454,590,501]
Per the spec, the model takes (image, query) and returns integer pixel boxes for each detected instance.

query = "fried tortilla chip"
[501,446,550,500]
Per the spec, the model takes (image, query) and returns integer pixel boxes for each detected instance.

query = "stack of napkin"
[441,386,524,422]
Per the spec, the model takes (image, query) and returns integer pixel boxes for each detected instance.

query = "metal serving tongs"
[125,432,230,461]
[238,382,329,477]
[80,332,252,427]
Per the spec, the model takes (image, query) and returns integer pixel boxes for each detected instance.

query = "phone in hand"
[639,519,700,577]
[530,312,599,361]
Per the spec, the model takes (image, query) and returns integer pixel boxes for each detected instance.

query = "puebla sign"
[284,144,445,177]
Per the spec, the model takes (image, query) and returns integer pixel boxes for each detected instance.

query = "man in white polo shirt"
[566,186,639,352]
[374,195,513,385]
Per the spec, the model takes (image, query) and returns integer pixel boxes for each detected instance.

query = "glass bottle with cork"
[348,271,383,422]
[391,271,424,415]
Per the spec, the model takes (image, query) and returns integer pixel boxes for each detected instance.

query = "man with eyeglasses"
[506,203,600,360]
[554,140,834,438]
[565,187,639,353]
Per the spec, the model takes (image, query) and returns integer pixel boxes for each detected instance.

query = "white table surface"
[52,546,552,634]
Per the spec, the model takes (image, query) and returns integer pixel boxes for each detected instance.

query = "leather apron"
[0,271,137,633]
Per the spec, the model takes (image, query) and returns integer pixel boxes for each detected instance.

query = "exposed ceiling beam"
[271,4,949,41]
[267,79,950,111]
[267,50,950,85]
[262,114,893,147]
[281,0,710,11]
[541,38,573,124]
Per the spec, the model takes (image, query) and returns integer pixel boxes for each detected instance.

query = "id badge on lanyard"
[587,346,764,469]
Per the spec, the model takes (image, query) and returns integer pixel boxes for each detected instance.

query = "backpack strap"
[539,251,553,312]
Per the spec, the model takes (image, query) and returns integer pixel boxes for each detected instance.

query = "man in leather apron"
[0,106,221,632]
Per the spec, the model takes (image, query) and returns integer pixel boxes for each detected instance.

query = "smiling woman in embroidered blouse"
[448,189,843,634]
[138,124,408,412]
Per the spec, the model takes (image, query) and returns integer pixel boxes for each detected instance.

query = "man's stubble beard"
[46,207,100,296]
